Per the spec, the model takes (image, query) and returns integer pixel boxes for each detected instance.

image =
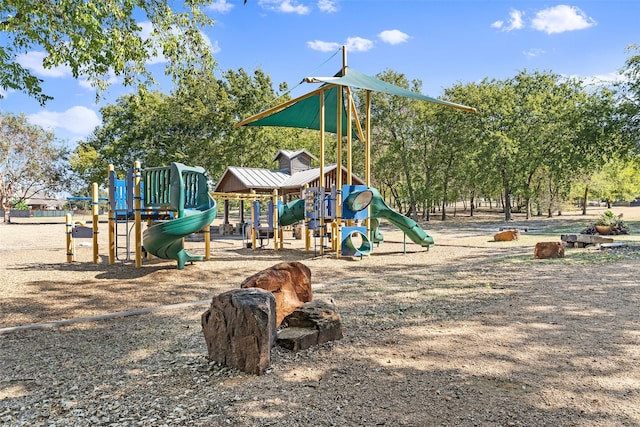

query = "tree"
[0,111,70,217]
[366,69,424,220]
[72,67,318,187]
[1,0,215,104]
[616,44,640,167]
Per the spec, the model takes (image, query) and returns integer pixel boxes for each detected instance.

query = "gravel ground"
[1,208,640,426]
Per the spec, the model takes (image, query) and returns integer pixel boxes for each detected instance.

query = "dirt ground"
[1,207,639,426]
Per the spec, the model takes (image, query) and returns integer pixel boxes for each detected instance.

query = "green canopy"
[239,84,353,137]
[235,66,476,137]
[304,67,476,113]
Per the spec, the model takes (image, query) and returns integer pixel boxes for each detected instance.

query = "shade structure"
[304,67,476,113]
[236,84,355,137]
[235,66,476,135]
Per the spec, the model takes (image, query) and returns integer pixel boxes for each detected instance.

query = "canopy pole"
[345,86,366,141]
[319,87,325,256]
[365,90,371,187]
[365,90,371,238]
[346,88,353,185]
[336,85,343,258]
[342,45,347,75]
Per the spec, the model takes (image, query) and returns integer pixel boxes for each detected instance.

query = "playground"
[1,206,640,426]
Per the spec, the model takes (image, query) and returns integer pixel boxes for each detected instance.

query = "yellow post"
[204,224,211,260]
[365,90,372,236]
[134,160,142,267]
[319,87,325,255]
[346,87,354,228]
[346,87,353,184]
[92,182,99,264]
[336,83,343,258]
[108,164,115,265]
[66,213,74,262]
[272,189,279,251]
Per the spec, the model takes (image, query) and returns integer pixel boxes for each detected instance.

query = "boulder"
[240,261,312,327]
[494,229,520,241]
[201,288,276,375]
[534,241,565,259]
[277,299,343,351]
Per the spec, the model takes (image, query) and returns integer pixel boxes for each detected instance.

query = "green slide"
[142,163,218,270]
[278,198,306,226]
[369,187,434,248]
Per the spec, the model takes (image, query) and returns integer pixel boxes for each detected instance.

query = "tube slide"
[369,187,434,248]
[143,196,217,270]
[278,198,306,227]
[341,226,373,256]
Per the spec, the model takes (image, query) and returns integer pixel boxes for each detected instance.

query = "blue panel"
[341,185,370,220]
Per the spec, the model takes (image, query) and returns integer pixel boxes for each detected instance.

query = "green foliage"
[11,199,29,210]
[0,0,215,104]
[72,67,319,185]
[588,158,640,204]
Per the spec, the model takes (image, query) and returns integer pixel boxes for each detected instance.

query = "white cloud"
[137,21,216,63]
[28,106,101,136]
[523,48,545,58]
[207,0,234,13]
[17,51,72,78]
[78,72,119,90]
[210,40,221,55]
[307,40,341,52]
[531,5,596,34]
[318,0,337,13]
[492,9,524,32]
[578,72,624,86]
[259,0,310,15]
[308,36,374,53]
[137,21,167,65]
[378,29,410,45]
[345,37,374,52]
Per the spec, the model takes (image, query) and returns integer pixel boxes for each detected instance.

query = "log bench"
[561,233,614,248]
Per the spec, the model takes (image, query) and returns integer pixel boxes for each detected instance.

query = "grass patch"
[500,245,640,265]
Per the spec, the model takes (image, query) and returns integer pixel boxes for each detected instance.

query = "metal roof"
[280,164,364,189]
[272,149,318,162]
[280,164,337,189]
[214,164,364,193]
[217,166,289,191]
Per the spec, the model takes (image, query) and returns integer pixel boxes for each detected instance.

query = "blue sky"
[2,0,639,144]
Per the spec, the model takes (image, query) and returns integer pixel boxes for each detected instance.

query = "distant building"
[214,149,364,199]
[213,149,364,225]
[24,192,65,210]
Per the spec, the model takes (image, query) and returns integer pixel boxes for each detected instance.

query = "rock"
[494,229,520,241]
[277,300,343,351]
[240,261,312,327]
[277,328,321,352]
[201,288,276,375]
[534,242,565,259]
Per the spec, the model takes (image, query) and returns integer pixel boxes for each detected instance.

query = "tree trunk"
[502,177,512,221]
[582,185,588,215]
[470,191,475,217]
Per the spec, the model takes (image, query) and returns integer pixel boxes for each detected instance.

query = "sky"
[2,0,640,144]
